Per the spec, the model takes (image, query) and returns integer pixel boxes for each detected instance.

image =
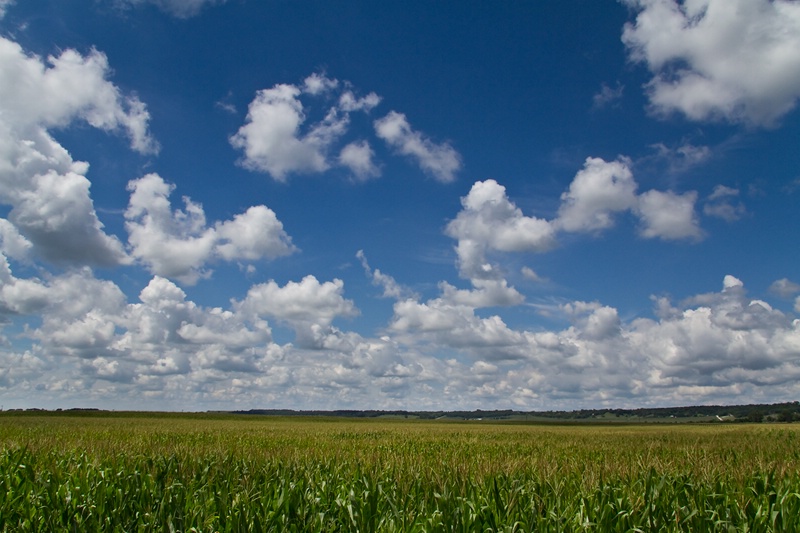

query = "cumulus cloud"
[302,72,339,95]
[0,253,49,317]
[230,84,346,180]
[622,0,800,126]
[444,158,703,298]
[114,276,273,376]
[631,276,799,391]
[125,173,296,284]
[554,157,703,241]
[0,349,49,390]
[374,111,461,183]
[214,205,297,262]
[339,141,381,181]
[0,37,157,267]
[0,265,127,359]
[439,279,524,309]
[446,179,555,282]
[0,38,157,153]
[338,91,381,113]
[389,297,525,355]
[360,253,527,360]
[441,163,704,318]
[561,301,622,341]
[556,157,638,232]
[3,263,800,410]
[125,174,217,284]
[388,274,800,406]
[230,75,385,182]
[240,275,357,326]
[238,275,358,347]
[636,189,702,240]
[12,168,131,265]
[231,74,465,185]
[0,218,32,261]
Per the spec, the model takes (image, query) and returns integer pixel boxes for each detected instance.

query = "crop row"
[1,415,799,531]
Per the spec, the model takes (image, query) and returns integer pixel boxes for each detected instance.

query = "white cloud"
[636,189,703,240]
[630,276,798,389]
[12,169,131,265]
[230,75,384,182]
[442,167,703,316]
[339,91,381,113]
[125,174,217,284]
[138,274,188,311]
[241,275,357,326]
[3,264,800,410]
[439,279,524,308]
[379,270,800,407]
[230,84,345,180]
[0,349,49,390]
[232,75,466,185]
[562,301,622,341]
[302,72,339,96]
[357,250,416,300]
[554,157,703,241]
[113,275,273,377]
[0,218,32,261]
[521,266,545,283]
[374,111,461,183]
[339,141,381,181]
[214,205,297,262]
[446,179,555,281]
[271,275,800,406]
[389,297,525,354]
[0,36,157,267]
[0,38,157,153]
[0,254,49,316]
[556,157,638,233]
[238,275,358,347]
[622,0,800,126]
[125,173,296,284]
[703,185,746,222]
[0,268,129,359]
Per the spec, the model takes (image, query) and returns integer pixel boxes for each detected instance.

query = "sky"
[0,0,799,412]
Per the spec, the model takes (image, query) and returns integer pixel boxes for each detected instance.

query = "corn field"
[1,412,799,532]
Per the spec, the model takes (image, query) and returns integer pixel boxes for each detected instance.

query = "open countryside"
[1,410,799,531]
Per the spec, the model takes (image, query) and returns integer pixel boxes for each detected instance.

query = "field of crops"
[1,412,799,532]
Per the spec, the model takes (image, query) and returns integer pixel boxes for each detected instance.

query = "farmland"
[0,412,799,531]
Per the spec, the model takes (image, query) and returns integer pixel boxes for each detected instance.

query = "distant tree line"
[4,402,798,422]
[229,402,800,422]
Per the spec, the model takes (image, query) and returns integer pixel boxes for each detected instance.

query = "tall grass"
[0,414,798,531]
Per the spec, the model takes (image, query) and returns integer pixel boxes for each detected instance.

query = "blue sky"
[0,0,799,411]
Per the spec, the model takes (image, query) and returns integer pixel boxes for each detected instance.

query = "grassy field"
[0,412,799,531]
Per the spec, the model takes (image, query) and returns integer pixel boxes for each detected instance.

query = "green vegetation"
[1,412,799,531]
